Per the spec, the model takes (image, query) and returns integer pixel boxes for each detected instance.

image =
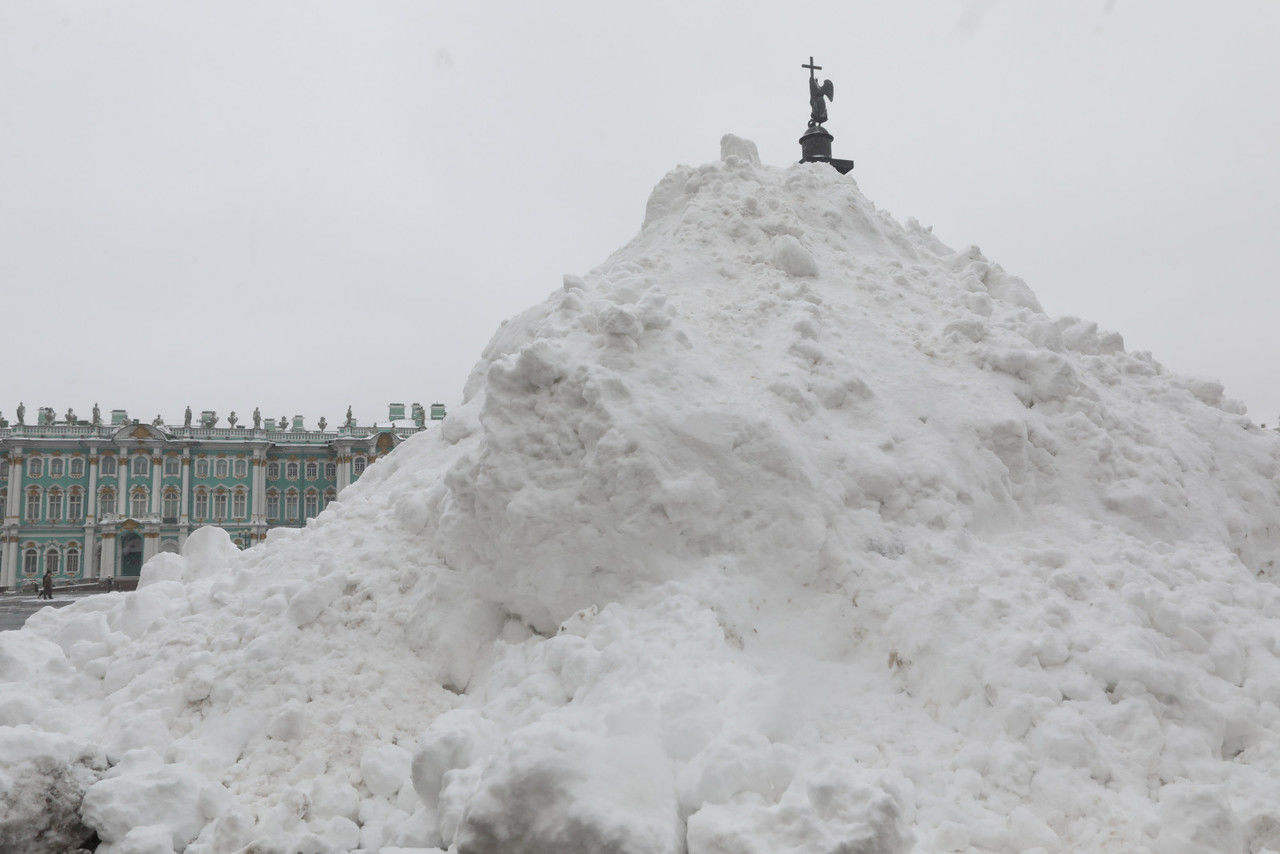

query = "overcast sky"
[2,1,1278,428]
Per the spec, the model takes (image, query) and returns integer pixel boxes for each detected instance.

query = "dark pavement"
[0,590,101,631]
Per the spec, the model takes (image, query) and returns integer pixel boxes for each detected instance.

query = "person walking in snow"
[41,570,53,600]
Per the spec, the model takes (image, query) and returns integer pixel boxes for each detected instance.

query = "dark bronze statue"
[803,56,834,127]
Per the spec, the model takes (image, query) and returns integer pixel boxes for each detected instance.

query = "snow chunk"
[772,234,819,277]
[719,134,760,165]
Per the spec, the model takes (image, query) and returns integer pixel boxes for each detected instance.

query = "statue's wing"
[822,80,835,101]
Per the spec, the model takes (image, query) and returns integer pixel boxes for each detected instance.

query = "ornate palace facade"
[0,403,445,590]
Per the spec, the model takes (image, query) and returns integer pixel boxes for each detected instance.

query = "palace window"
[0,489,6,513]
[267,462,280,480]
[49,458,64,478]
[45,548,59,576]
[100,456,117,476]
[232,488,247,519]
[164,457,180,477]
[48,489,63,522]
[323,488,336,509]
[65,548,80,577]
[234,458,248,478]
[304,489,319,519]
[131,487,149,518]
[131,455,149,477]
[213,489,228,520]
[68,488,83,520]
[215,459,229,479]
[266,489,280,520]
[286,462,299,480]
[195,458,209,478]
[25,488,40,521]
[352,456,367,477]
[324,462,336,480]
[304,461,318,480]
[285,489,299,520]
[27,457,43,478]
[193,489,209,520]
[1,459,8,477]
[99,488,116,516]
[23,547,38,575]
[163,490,179,523]
[69,457,85,477]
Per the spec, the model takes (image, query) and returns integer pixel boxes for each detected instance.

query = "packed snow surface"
[5,137,1280,853]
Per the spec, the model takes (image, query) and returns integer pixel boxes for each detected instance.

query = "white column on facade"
[85,446,99,577]
[251,448,266,524]
[116,451,128,516]
[142,532,158,564]
[179,450,191,524]
[3,447,23,590]
[86,448,99,520]
[150,451,162,515]
[6,447,22,523]
[99,533,117,578]
[2,537,16,590]
[178,449,191,549]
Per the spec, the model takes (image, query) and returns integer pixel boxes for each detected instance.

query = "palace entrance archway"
[120,532,144,576]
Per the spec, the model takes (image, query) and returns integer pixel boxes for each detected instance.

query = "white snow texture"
[4,137,1280,854]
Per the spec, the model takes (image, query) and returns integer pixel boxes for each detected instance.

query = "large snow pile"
[5,136,1280,853]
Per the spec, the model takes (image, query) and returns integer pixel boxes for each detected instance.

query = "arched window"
[266,489,280,520]
[213,488,228,520]
[323,487,336,509]
[304,489,319,519]
[100,455,117,476]
[0,489,6,514]
[49,458,65,478]
[195,458,209,478]
[304,461,318,480]
[131,455,149,476]
[324,462,336,480]
[68,488,83,520]
[99,487,116,516]
[69,457,85,477]
[193,488,209,520]
[266,462,280,480]
[130,487,149,518]
[352,456,367,477]
[23,546,38,575]
[47,488,63,522]
[164,457,180,477]
[0,459,8,477]
[285,461,299,480]
[214,458,229,479]
[232,488,247,519]
[162,489,180,522]
[159,540,179,554]
[285,489,299,520]
[65,546,80,577]
[45,547,59,576]
[27,456,43,478]
[234,458,248,478]
[25,487,41,521]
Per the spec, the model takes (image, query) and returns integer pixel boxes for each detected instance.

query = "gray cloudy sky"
[2,1,1278,427]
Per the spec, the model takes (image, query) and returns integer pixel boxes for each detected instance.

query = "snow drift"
[5,136,1280,853]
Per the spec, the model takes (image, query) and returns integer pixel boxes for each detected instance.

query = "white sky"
[2,1,1278,427]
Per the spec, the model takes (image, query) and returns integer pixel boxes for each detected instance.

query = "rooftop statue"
[16,402,24,425]
[798,56,854,175]
[92,403,101,426]
[804,56,834,127]
[184,406,192,428]
[253,407,262,429]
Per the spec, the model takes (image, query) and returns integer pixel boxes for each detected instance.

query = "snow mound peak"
[5,140,1280,853]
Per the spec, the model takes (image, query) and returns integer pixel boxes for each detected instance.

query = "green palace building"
[0,402,444,591]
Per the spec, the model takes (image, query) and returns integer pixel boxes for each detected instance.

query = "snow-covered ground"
[4,136,1280,853]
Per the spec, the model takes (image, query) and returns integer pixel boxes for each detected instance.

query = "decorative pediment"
[376,431,396,454]
[110,422,170,442]
[121,519,140,531]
